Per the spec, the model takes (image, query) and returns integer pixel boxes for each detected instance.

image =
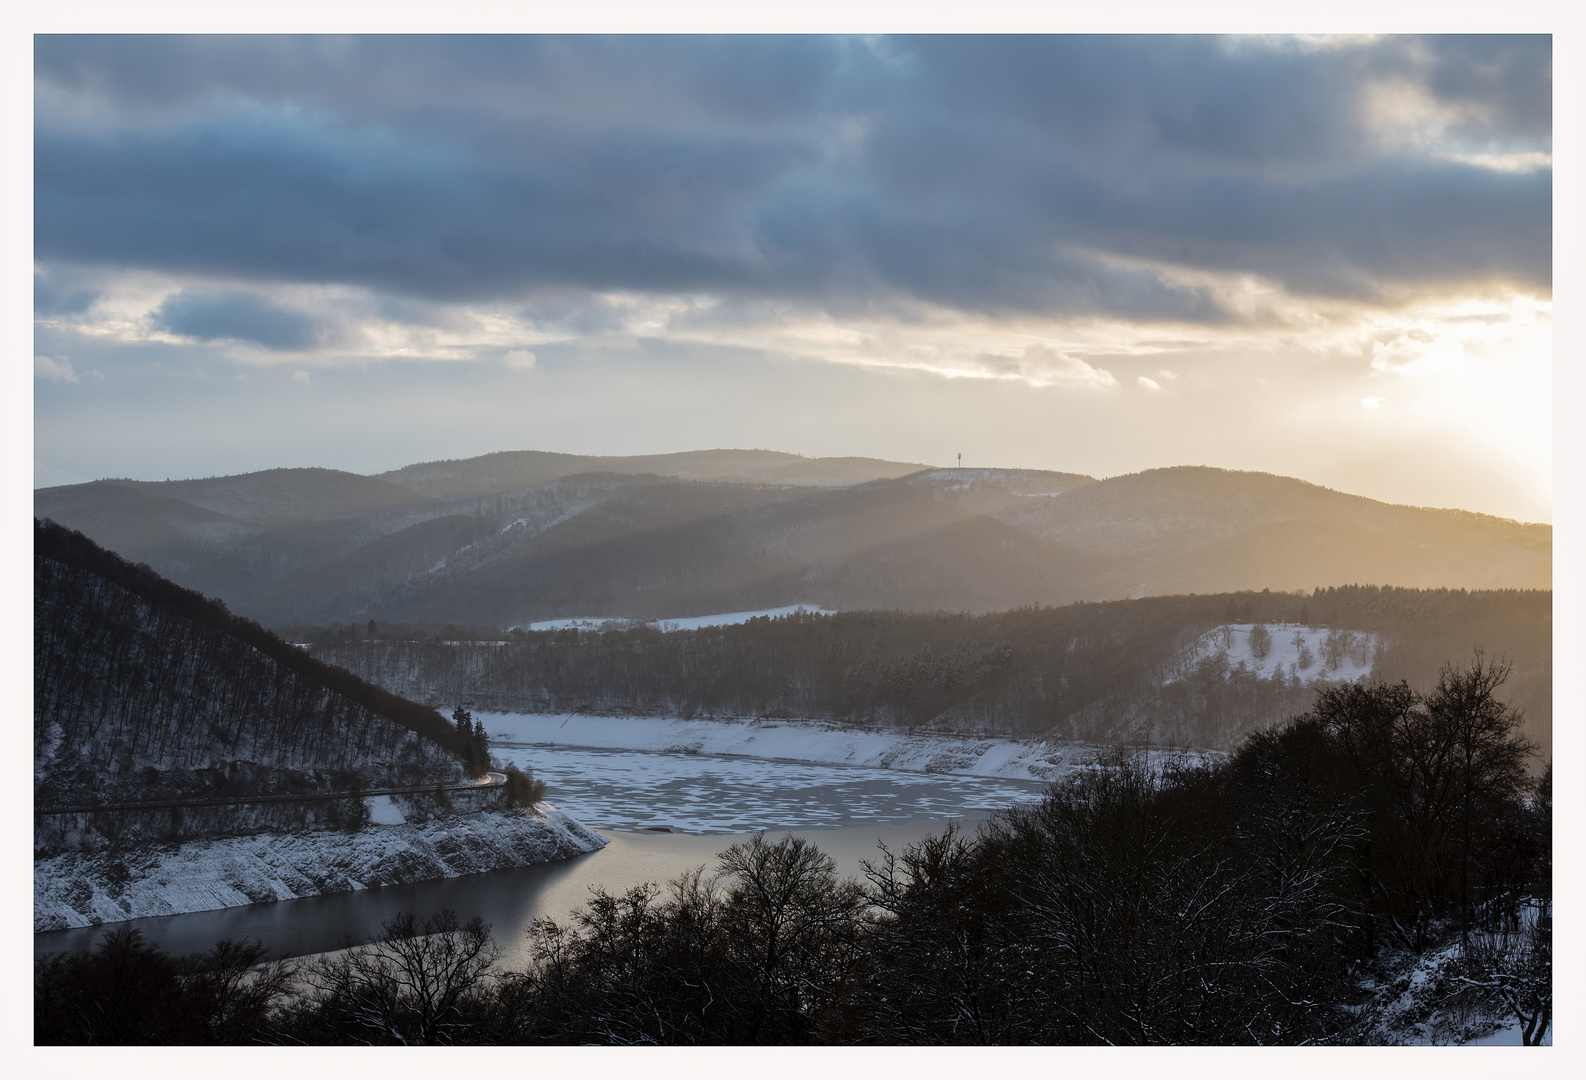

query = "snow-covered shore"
[34,803,605,932]
[522,603,834,633]
[487,712,1208,783]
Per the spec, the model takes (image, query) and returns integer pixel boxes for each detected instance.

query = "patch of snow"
[521,616,637,632]
[1345,917,1553,1046]
[522,604,835,633]
[1167,623,1377,686]
[363,794,407,825]
[1467,1021,1551,1046]
[656,605,835,630]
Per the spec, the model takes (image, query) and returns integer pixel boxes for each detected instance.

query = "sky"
[32,33,1554,521]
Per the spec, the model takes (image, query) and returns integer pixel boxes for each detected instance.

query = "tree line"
[38,658,1549,1045]
[301,586,1551,751]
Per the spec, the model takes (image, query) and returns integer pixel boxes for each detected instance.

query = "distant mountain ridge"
[378,448,932,499]
[34,450,1551,630]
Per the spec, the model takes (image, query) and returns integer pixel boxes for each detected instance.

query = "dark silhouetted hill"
[34,519,468,810]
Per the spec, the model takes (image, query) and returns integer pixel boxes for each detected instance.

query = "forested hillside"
[36,452,1550,629]
[300,586,1551,753]
[34,519,469,811]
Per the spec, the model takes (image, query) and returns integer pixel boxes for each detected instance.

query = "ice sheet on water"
[489,743,1050,835]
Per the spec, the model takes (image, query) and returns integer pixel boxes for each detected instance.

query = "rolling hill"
[35,450,1551,630]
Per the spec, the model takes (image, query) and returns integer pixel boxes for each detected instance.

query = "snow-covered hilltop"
[522,604,835,633]
[1167,622,1378,685]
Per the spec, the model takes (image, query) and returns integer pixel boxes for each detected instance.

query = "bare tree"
[715,832,868,1039]
[302,910,500,1045]
[1425,653,1533,941]
[1454,899,1551,1045]
[1249,623,1272,661]
[180,938,298,1044]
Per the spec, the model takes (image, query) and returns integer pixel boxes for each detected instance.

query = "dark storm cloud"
[33,35,857,128]
[35,111,808,301]
[152,290,320,350]
[1396,35,1553,146]
[34,267,99,316]
[34,35,1551,321]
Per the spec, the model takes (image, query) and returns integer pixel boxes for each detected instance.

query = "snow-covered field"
[34,803,604,932]
[485,712,1167,783]
[523,604,834,633]
[656,604,836,630]
[1169,622,1377,685]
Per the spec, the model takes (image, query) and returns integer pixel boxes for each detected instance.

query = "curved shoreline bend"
[34,803,605,933]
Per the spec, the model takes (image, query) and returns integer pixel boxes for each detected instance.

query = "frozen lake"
[36,743,1050,967]
[491,741,1051,833]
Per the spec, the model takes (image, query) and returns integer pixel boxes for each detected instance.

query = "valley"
[34,453,1553,1047]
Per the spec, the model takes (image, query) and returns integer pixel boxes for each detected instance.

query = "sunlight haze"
[33,35,1552,521]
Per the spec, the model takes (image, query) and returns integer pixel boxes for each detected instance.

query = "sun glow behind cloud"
[32,34,1552,522]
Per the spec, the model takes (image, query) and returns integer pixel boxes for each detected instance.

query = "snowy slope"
[523,604,834,632]
[34,803,605,932]
[656,605,836,630]
[1168,622,1378,685]
[487,712,1206,783]
[1346,914,1553,1046]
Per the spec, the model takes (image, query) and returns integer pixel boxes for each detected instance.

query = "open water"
[35,744,1050,970]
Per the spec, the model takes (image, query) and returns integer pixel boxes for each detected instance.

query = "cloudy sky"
[32,34,1553,521]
